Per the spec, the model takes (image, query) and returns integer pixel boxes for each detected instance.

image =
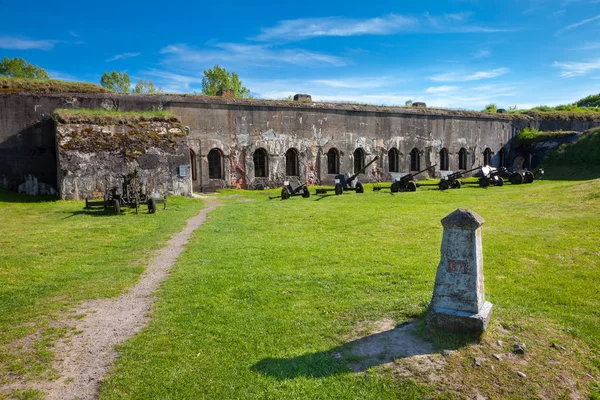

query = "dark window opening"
[253,148,268,177]
[353,148,365,174]
[388,148,399,172]
[208,148,223,179]
[190,149,198,181]
[327,148,339,174]
[459,148,468,170]
[410,148,420,171]
[483,148,492,166]
[285,148,299,176]
[440,148,449,171]
[498,148,506,168]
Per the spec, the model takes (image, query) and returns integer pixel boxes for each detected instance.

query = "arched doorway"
[253,148,268,177]
[353,148,365,174]
[190,149,198,181]
[439,148,449,171]
[207,148,223,179]
[285,148,299,176]
[458,148,468,170]
[327,148,339,174]
[483,148,492,166]
[410,148,420,171]
[388,148,399,172]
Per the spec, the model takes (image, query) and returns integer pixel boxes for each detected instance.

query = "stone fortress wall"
[1,92,599,195]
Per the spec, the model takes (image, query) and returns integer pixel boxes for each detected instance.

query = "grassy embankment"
[98,178,600,399]
[0,193,203,390]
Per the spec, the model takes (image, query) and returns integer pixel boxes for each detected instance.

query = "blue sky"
[1,0,599,109]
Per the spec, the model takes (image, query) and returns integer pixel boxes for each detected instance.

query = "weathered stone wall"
[56,120,191,200]
[2,92,600,194]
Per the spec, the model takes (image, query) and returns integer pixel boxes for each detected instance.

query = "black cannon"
[269,181,310,200]
[507,167,534,184]
[315,156,379,195]
[84,171,167,214]
[373,164,437,192]
[437,166,481,190]
[459,166,505,188]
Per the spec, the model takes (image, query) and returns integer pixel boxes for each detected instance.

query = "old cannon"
[459,166,505,188]
[374,164,437,192]
[437,166,481,190]
[269,181,310,200]
[315,156,379,195]
[507,167,535,184]
[84,171,167,214]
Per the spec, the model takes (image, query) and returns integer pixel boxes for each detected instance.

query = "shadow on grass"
[0,189,58,203]
[252,318,479,380]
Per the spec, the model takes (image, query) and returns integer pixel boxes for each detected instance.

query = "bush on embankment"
[542,127,600,179]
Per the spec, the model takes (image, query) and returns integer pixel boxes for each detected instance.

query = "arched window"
[439,148,449,171]
[190,149,198,181]
[327,148,339,174]
[285,148,299,176]
[207,148,223,179]
[483,148,492,166]
[498,148,506,168]
[253,148,268,177]
[458,148,468,170]
[353,148,365,174]
[388,148,399,173]
[410,148,420,171]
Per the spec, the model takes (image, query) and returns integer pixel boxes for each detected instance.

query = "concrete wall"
[2,92,600,194]
[56,120,191,200]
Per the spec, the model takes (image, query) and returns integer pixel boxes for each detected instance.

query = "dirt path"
[13,196,220,400]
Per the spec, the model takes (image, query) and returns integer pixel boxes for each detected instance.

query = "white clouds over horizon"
[428,67,510,82]
[106,52,141,62]
[160,43,346,68]
[253,12,513,42]
[0,35,57,50]
[553,59,600,77]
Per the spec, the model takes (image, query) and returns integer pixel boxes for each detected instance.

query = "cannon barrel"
[346,156,379,183]
[447,166,481,180]
[400,164,438,182]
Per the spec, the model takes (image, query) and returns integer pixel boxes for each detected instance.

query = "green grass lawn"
[97,180,600,399]
[0,192,203,384]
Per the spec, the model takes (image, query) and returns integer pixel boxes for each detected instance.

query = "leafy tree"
[133,79,162,94]
[100,71,131,93]
[405,100,413,107]
[483,103,497,113]
[201,65,250,98]
[575,93,600,108]
[0,57,50,79]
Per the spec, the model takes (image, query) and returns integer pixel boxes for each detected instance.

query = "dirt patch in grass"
[341,317,597,399]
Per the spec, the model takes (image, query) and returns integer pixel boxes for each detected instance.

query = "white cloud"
[309,78,392,89]
[553,59,600,77]
[426,86,461,93]
[428,68,510,82]
[555,14,600,35]
[0,35,57,50]
[160,43,345,67]
[253,14,418,42]
[253,13,513,42]
[106,52,141,62]
[142,69,204,93]
[472,49,491,59]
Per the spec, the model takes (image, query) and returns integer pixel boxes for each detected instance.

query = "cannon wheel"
[301,186,310,198]
[112,199,120,214]
[510,173,524,184]
[355,182,364,193]
[438,180,450,191]
[334,183,343,195]
[408,181,417,192]
[281,187,290,200]
[390,182,399,193]
[451,180,462,189]
[523,171,534,184]
[148,198,157,214]
[479,177,490,188]
[496,177,504,187]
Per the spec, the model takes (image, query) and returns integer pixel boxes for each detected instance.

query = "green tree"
[575,93,600,108]
[133,79,162,94]
[0,57,50,79]
[483,103,498,113]
[100,71,131,93]
[201,65,250,98]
